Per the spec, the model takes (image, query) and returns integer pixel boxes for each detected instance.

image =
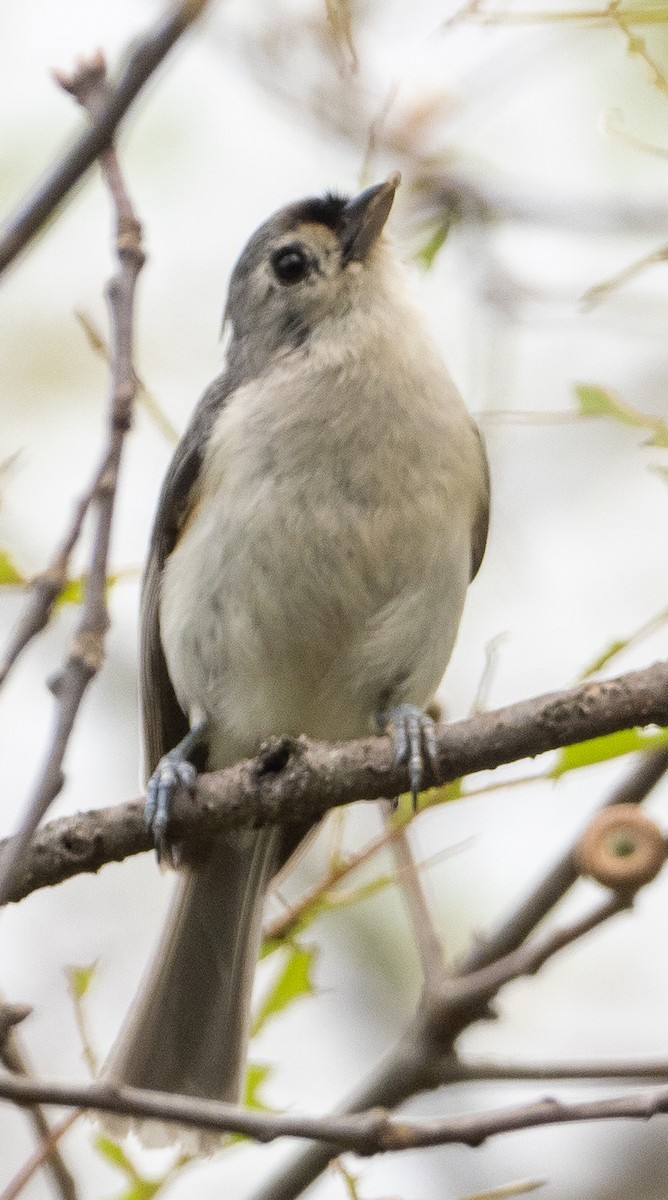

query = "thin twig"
[423,893,630,1043]
[0,489,95,688]
[0,0,209,276]
[75,311,180,445]
[0,1112,79,1200]
[266,820,407,942]
[457,4,668,25]
[385,806,446,989]
[2,1070,668,1154]
[608,2,668,97]
[453,1056,668,1083]
[461,745,668,974]
[0,57,145,906]
[581,245,668,309]
[65,966,99,1080]
[2,664,667,906]
[1,1027,77,1200]
[249,746,668,1200]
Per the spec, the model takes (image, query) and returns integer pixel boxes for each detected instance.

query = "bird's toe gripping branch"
[379,703,439,810]
[144,720,208,865]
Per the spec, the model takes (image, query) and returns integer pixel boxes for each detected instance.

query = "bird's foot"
[144,719,208,865]
[378,704,439,812]
[145,753,198,866]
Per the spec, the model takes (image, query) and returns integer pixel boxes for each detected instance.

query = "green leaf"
[416,221,451,270]
[261,895,328,949]
[94,1136,141,1179]
[260,936,289,960]
[0,550,25,586]
[55,572,121,608]
[114,1183,164,1200]
[67,961,97,1000]
[335,1160,363,1200]
[244,1062,273,1111]
[581,639,629,678]
[652,464,668,484]
[95,1136,167,1199]
[423,779,464,807]
[649,425,668,449]
[580,606,668,678]
[55,577,85,607]
[574,384,668,444]
[251,943,317,1038]
[552,727,668,778]
[574,384,640,425]
[388,779,463,826]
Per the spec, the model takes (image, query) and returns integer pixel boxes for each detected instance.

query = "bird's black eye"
[271,244,310,285]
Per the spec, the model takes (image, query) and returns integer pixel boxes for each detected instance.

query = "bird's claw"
[383,704,439,811]
[145,755,198,866]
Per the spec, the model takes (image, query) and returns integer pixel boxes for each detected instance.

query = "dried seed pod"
[575,803,666,893]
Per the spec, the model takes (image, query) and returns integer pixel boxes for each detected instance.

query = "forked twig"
[0,56,145,906]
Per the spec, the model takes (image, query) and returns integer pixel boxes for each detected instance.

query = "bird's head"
[223,175,401,379]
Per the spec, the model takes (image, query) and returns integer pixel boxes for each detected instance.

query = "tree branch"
[0,487,94,689]
[0,1006,77,1200]
[422,892,630,1045]
[249,744,668,1200]
[0,57,145,906]
[386,808,446,990]
[265,820,407,943]
[2,1070,668,1155]
[452,1056,668,1083]
[462,744,668,973]
[1,662,666,906]
[0,0,209,276]
[0,1112,78,1200]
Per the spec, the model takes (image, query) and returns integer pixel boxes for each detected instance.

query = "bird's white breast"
[160,279,485,769]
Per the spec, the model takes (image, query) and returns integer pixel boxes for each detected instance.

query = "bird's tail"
[103,827,280,1151]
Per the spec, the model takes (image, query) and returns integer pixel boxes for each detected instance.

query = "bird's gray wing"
[139,374,235,780]
[470,426,490,582]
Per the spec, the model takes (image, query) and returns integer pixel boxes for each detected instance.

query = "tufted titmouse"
[104,176,489,1147]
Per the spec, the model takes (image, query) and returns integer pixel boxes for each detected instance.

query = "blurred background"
[1,0,668,1197]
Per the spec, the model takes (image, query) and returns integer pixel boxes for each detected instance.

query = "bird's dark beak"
[341,173,401,263]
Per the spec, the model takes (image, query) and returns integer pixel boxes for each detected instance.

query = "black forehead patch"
[283,192,348,234]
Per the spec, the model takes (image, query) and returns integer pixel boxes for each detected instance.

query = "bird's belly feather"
[159,358,481,768]
[161,469,469,767]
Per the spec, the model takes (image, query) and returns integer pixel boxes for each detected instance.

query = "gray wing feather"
[139,373,236,779]
[470,426,490,582]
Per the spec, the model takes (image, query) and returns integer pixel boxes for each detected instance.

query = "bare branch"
[462,745,668,974]
[453,1056,668,1083]
[423,893,630,1044]
[1,1026,77,1200]
[0,0,209,276]
[0,489,94,688]
[385,808,446,989]
[250,745,668,1200]
[0,1113,79,1200]
[2,1070,668,1155]
[1,663,667,906]
[265,821,406,942]
[0,58,145,906]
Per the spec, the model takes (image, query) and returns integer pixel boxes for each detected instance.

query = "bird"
[103,174,489,1149]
